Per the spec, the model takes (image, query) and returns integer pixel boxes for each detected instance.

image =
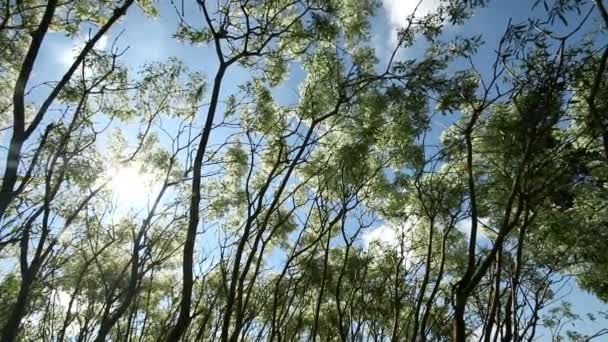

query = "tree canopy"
[1,0,608,341]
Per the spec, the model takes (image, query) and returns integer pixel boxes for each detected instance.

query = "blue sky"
[22,0,608,339]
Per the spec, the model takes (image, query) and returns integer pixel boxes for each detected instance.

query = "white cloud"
[96,34,108,50]
[362,221,419,268]
[58,45,78,66]
[381,0,440,29]
[57,34,109,66]
[376,0,442,56]
[362,218,419,252]
[53,289,73,309]
[363,224,399,249]
[363,216,493,260]
[456,217,492,247]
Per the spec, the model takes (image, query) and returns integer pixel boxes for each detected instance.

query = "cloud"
[456,217,492,247]
[362,221,419,267]
[362,219,419,252]
[381,0,440,29]
[363,224,399,249]
[376,0,442,57]
[57,34,109,66]
[363,216,493,260]
[96,34,109,50]
[58,45,78,66]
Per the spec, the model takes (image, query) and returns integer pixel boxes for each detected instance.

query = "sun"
[107,163,158,208]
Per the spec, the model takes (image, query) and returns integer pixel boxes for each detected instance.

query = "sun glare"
[107,164,158,208]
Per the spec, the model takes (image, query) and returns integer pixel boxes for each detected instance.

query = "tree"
[1,0,608,341]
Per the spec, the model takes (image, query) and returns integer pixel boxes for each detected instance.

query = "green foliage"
[2,1,608,342]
